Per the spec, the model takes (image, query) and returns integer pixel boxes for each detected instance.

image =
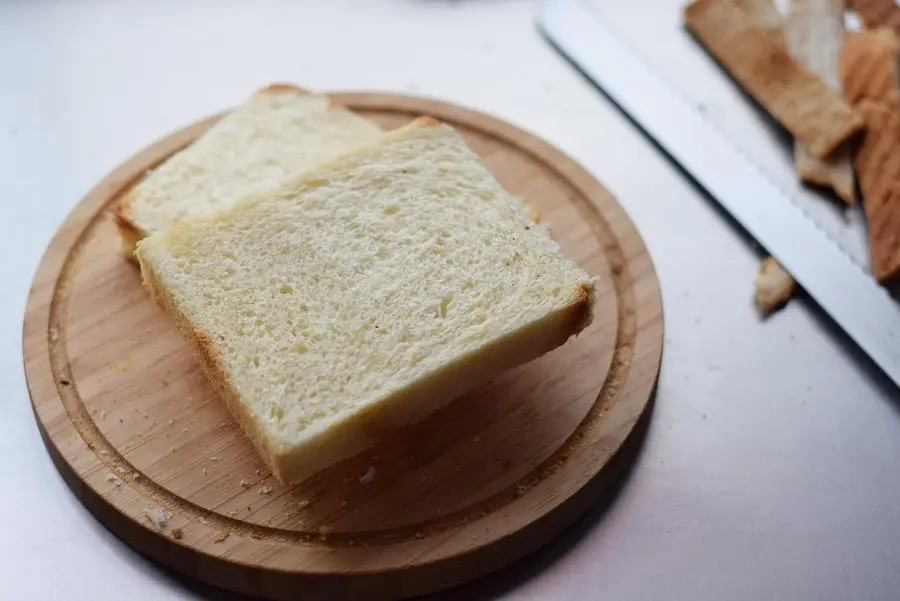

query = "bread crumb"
[140,508,169,531]
[99,410,106,420]
[49,327,59,342]
[755,257,796,312]
[182,428,188,433]
[258,486,273,495]
[107,357,134,373]
[106,474,122,488]
[359,466,376,484]
[318,525,333,539]
[171,528,183,540]
[202,467,208,475]
[240,479,251,488]
[213,531,230,543]
[132,472,141,481]
[99,449,109,456]
[254,469,261,475]
[169,419,174,425]
[198,516,210,525]
[296,499,310,510]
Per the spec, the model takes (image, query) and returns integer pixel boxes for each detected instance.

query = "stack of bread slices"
[120,84,598,485]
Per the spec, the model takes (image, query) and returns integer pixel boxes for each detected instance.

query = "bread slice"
[115,84,383,257]
[135,117,597,485]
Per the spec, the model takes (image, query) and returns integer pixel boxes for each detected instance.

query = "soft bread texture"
[136,117,597,485]
[115,84,383,256]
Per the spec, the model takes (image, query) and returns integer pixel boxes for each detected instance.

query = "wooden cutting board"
[22,92,663,601]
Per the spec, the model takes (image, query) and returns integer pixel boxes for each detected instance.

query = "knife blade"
[537,0,900,388]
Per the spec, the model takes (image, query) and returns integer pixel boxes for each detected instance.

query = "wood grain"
[22,93,663,600]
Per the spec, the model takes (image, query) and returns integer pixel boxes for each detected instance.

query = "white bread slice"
[115,84,383,257]
[135,117,597,485]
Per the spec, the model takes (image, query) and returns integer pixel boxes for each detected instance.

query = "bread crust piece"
[136,248,284,475]
[114,83,313,262]
[685,0,864,159]
[139,239,594,484]
[841,29,900,108]
[855,101,900,283]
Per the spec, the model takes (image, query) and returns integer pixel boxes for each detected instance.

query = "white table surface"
[2,1,899,600]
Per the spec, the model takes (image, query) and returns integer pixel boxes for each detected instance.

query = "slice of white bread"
[135,117,597,485]
[115,84,383,257]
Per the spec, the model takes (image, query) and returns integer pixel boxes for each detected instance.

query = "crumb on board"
[202,467,208,475]
[359,466,376,484]
[213,531,230,543]
[755,257,796,313]
[99,410,106,420]
[132,472,141,481]
[296,499,310,510]
[171,528,183,540]
[240,479,251,488]
[258,486,273,495]
[49,327,59,342]
[107,357,134,373]
[198,516,210,525]
[140,508,169,531]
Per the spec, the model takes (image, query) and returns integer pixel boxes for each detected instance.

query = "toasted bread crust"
[685,0,864,158]
[254,83,309,96]
[136,249,281,476]
[416,115,442,127]
[113,192,144,261]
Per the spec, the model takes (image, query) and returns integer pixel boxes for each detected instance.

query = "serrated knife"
[537,0,900,388]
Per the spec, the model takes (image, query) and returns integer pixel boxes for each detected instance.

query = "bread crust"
[136,247,282,476]
[254,83,309,96]
[113,192,144,261]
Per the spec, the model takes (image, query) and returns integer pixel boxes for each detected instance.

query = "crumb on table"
[755,257,796,313]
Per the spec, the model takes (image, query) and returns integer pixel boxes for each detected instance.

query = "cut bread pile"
[121,85,597,485]
[684,0,900,313]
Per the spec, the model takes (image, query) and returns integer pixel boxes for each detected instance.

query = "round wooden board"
[22,93,663,601]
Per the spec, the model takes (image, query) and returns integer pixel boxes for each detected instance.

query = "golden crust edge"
[135,245,281,477]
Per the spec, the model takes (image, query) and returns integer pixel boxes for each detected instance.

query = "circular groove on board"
[23,92,663,600]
